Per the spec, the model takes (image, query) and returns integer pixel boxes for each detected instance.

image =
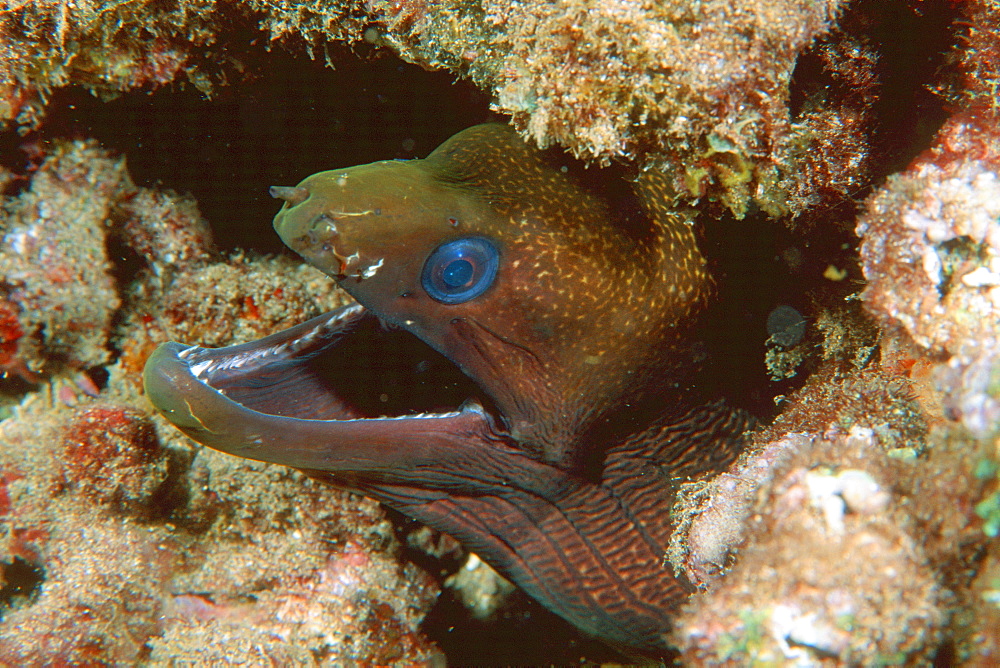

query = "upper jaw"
[178,303,367,400]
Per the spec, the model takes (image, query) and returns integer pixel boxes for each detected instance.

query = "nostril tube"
[269,185,309,206]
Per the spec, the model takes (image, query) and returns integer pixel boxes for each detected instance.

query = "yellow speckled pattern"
[273,123,709,466]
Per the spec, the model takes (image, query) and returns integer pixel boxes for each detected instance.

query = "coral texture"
[0,0,368,131]
[670,361,984,664]
[857,110,1000,438]
[371,0,860,217]
[3,0,883,219]
[0,141,125,377]
[675,429,946,665]
[668,3,1000,662]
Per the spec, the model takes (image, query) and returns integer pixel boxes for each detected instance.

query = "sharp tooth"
[185,303,365,383]
[325,303,364,329]
[460,399,485,415]
[190,360,212,378]
[178,346,200,360]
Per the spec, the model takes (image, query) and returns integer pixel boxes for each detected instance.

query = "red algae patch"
[58,404,168,512]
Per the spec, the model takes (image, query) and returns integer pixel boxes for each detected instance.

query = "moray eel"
[144,124,750,656]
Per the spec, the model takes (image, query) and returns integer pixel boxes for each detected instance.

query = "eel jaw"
[143,302,500,479]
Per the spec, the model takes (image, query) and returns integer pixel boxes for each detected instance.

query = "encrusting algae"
[1,0,1000,663]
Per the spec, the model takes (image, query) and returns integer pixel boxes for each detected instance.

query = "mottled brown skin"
[144,124,750,655]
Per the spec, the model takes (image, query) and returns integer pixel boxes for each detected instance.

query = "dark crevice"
[864,0,962,178]
[420,585,632,665]
[0,557,45,618]
[789,0,961,183]
[696,208,863,422]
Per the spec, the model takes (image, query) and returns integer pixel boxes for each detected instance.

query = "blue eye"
[421,237,499,304]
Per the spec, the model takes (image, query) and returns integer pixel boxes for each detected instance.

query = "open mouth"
[143,301,496,473]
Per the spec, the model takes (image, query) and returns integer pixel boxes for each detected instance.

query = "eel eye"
[421,237,499,304]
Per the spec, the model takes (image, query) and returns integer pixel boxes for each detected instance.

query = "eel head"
[267,123,707,466]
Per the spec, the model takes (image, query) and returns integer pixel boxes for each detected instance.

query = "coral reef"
[0,0,369,132]
[0,395,440,664]
[669,361,984,663]
[668,2,1000,663]
[442,553,516,621]
[675,429,947,665]
[0,0,216,131]
[1,0,999,663]
[0,0,927,220]
[857,109,1000,439]
[370,0,871,217]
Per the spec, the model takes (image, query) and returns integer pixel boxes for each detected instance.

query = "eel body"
[144,124,750,655]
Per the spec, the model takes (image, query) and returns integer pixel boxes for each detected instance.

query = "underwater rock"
[0,140,214,384]
[0,0,369,132]
[0,381,443,664]
[370,0,872,217]
[0,0,903,219]
[3,1,972,222]
[58,404,170,513]
[0,141,126,378]
[0,510,179,665]
[154,448,441,665]
[443,553,517,620]
[116,187,215,279]
[669,433,806,587]
[0,393,180,664]
[677,20,1000,662]
[766,305,807,348]
[857,109,1000,439]
[0,401,442,665]
[669,351,994,664]
[674,429,946,665]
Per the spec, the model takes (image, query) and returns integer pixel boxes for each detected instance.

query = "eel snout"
[269,185,309,207]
